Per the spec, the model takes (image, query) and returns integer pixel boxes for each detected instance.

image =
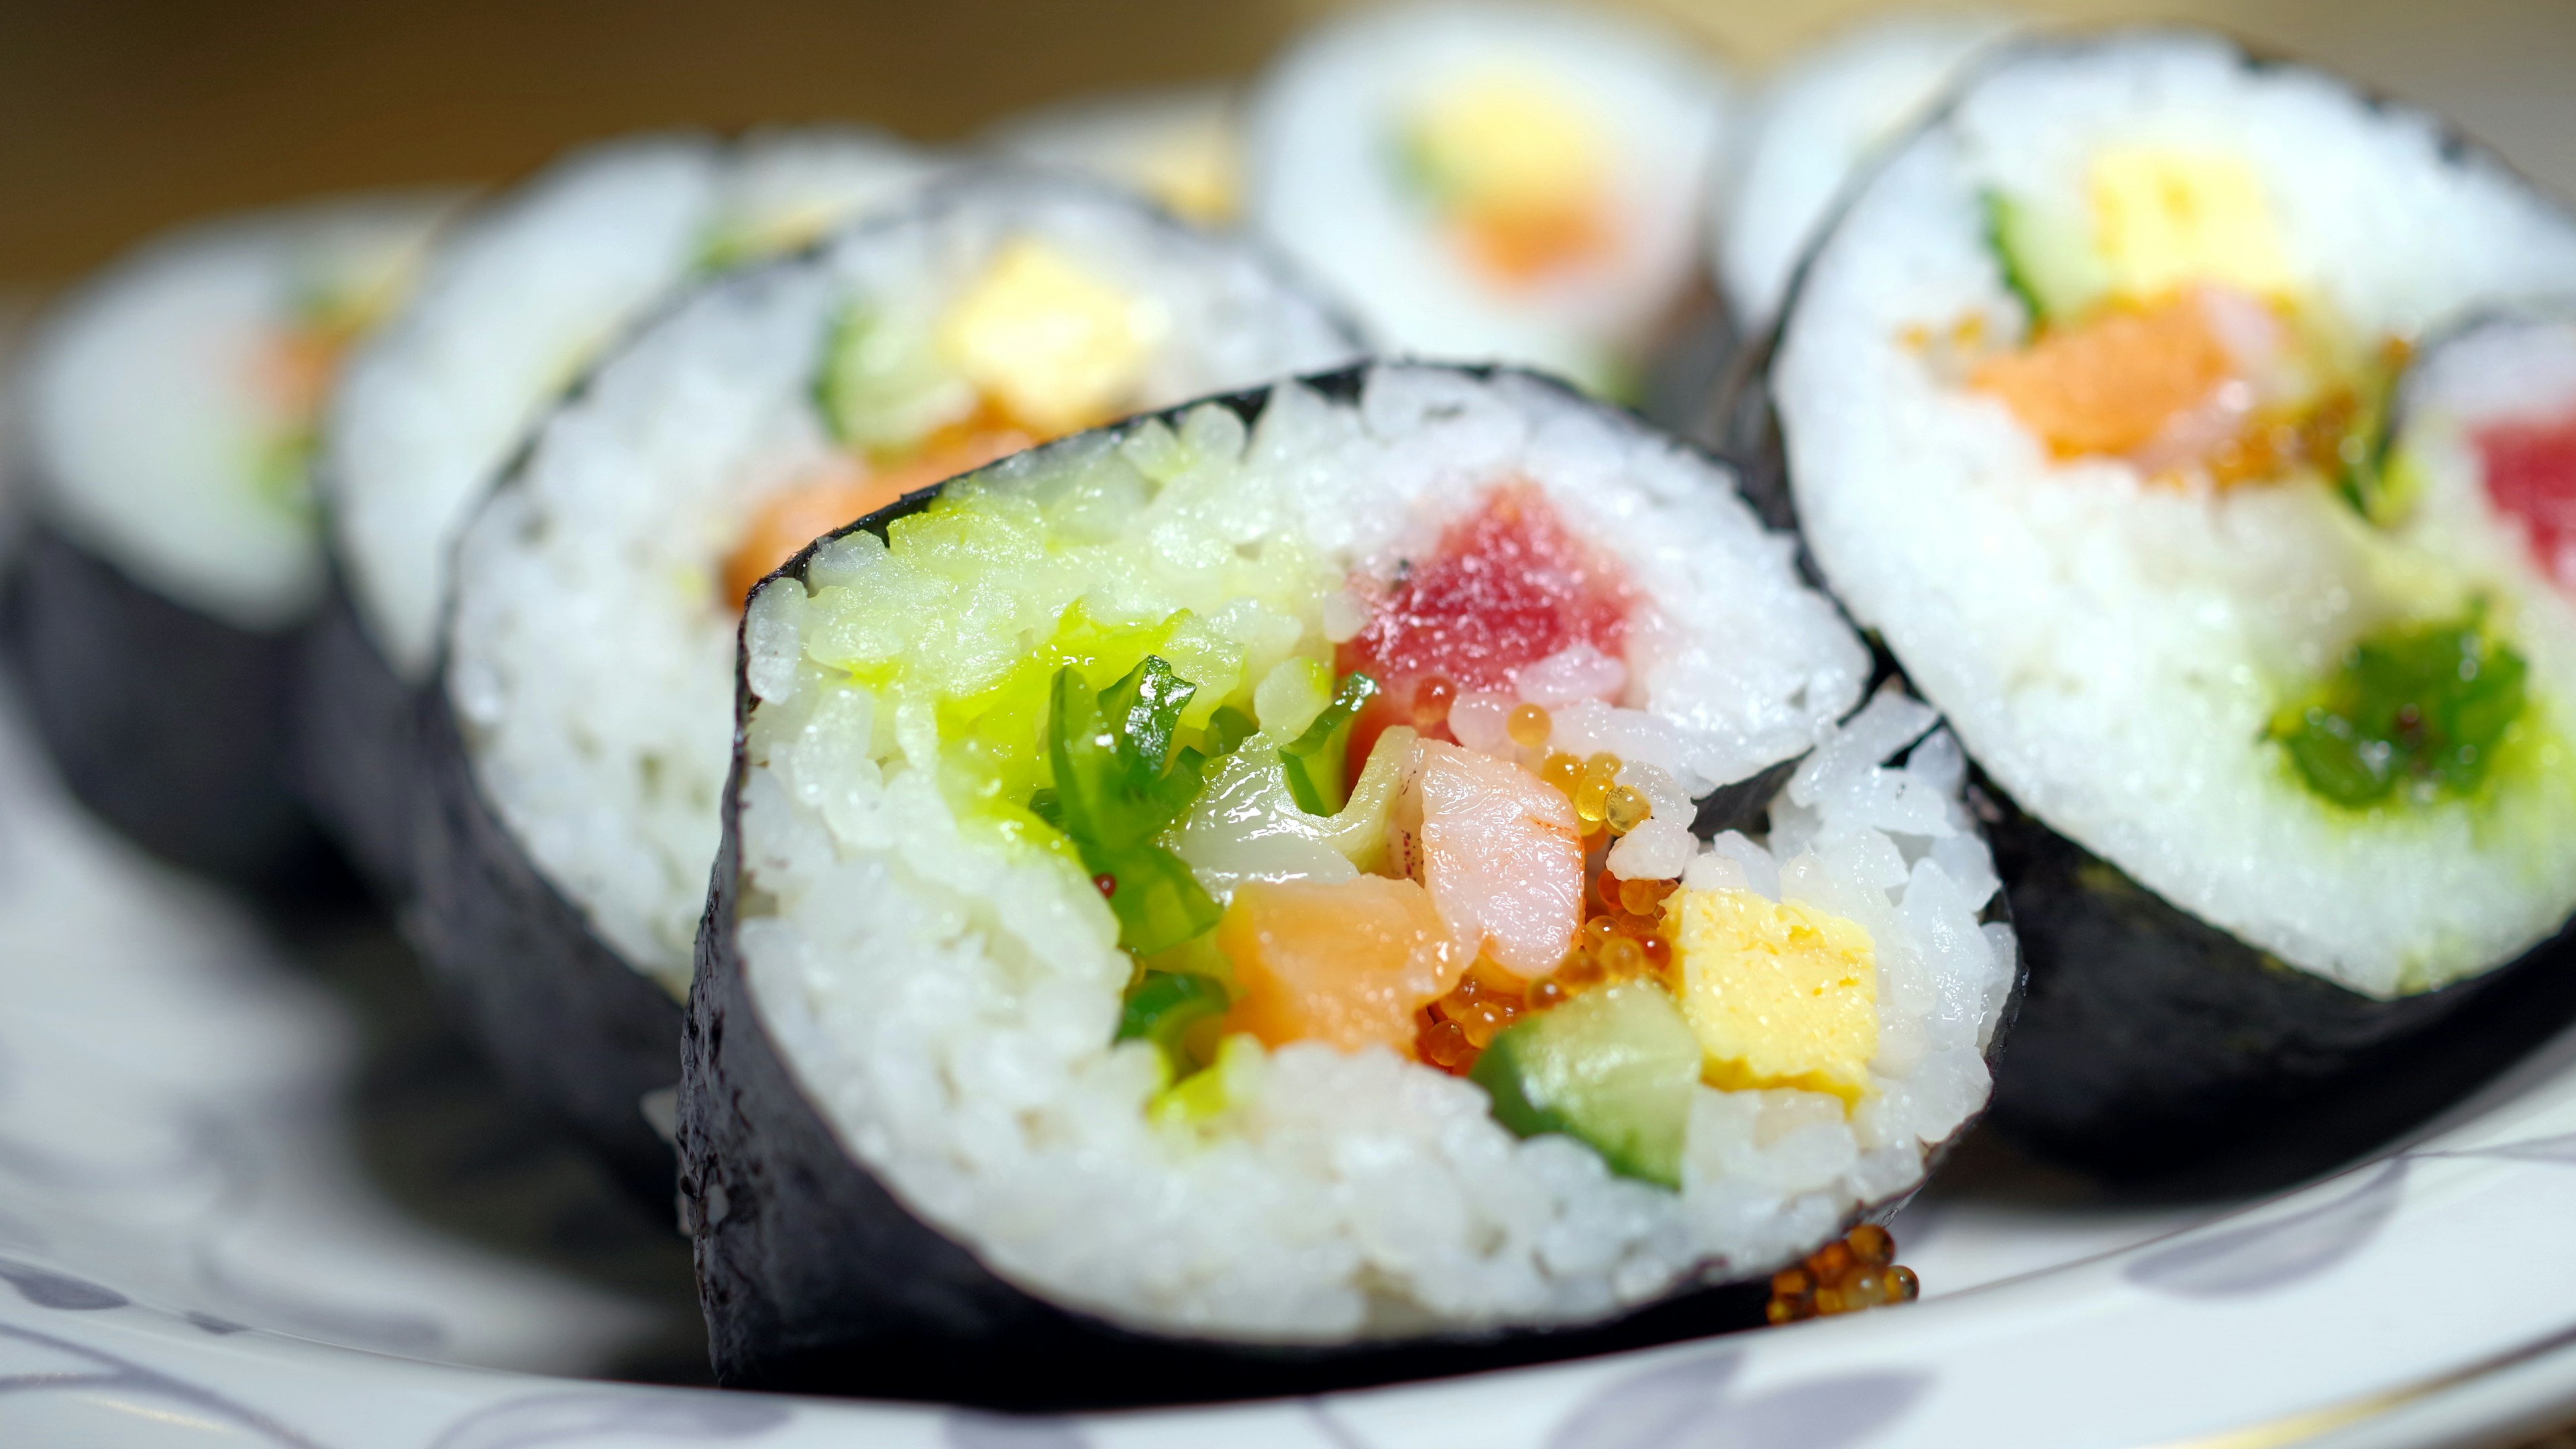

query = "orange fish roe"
[1538,750,1583,793]
[1413,961,1529,1075]
[1768,1224,1919,1325]
[1507,702,1553,749]
[1971,290,2237,459]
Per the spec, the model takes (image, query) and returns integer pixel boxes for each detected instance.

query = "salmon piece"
[1217,876,1461,1055]
[720,429,1032,604]
[1972,290,2237,459]
[1394,739,1584,981]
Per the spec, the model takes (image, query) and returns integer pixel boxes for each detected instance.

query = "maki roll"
[1715,14,2016,336]
[1246,2,1731,400]
[420,174,1363,1191]
[987,85,1242,227]
[1761,31,2576,1171]
[682,364,2019,1404]
[307,128,935,895]
[5,192,454,888]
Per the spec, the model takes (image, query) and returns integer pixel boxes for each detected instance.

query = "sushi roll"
[1246,2,1731,401]
[1716,14,2017,336]
[5,192,455,888]
[681,363,2019,1403]
[1757,30,2576,1172]
[305,128,936,896]
[419,174,1364,1192]
[987,85,1242,227]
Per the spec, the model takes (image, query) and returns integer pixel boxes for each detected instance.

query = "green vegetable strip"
[1984,191,2051,327]
[1280,672,1379,816]
[1116,970,1230,1074]
[1198,706,1258,761]
[1046,657,1223,955]
[2332,346,2409,525]
[812,303,865,443]
[2273,616,2528,808]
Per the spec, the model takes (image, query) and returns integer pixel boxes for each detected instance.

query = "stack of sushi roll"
[307,128,935,895]
[681,361,2020,1402]
[20,0,2576,1409]
[1246,2,1733,402]
[5,192,455,888]
[1754,30,2576,1171]
[419,174,1365,1190]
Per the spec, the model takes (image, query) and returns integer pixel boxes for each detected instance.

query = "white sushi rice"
[327,128,938,680]
[1717,13,2015,331]
[445,178,1362,991]
[724,366,2010,1342]
[1778,32,2576,997]
[1246,2,1730,395]
[26,193,455,629]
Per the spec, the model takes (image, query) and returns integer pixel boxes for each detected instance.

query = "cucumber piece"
[1469,982,1700,1189]
[1984,191,2109,327]
[1116,970,1230,1077]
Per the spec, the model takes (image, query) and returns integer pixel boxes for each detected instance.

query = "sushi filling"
[733,369,2011,1338]
[1776,35,2576,994]
[722,237,1167,602]
[447,180,1358,989]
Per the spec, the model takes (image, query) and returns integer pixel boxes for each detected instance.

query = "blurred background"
[3,0,2572,288]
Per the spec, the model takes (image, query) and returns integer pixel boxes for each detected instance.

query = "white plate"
[4,692,2575,1449]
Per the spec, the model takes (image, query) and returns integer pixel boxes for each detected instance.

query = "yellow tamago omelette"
[1668,887,1880,1109]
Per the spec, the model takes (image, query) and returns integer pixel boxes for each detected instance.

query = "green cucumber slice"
[1469,982,1699,1189]
[1985,191,2109,327]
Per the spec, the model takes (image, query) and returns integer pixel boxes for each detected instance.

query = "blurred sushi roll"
[1716,13,2017,337]
[1754,30,2576,1173]
[418,174,1364,1191]
[307,128,937,897]
[1246,2,1732,402]
[681,364,2019,1404]
[5,192,456,888]
[987,85,1242,227]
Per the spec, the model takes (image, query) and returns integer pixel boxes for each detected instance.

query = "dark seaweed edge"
[684,361,2024,1405]
[0,513,350,902]
[1729,25,2576,1183]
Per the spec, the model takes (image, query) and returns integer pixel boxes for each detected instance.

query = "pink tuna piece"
[1393,739,1584,981]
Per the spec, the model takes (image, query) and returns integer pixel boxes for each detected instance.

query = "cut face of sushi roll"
[1717,14,2017,334]
[1246,3,1731,400]
[305,128,936,895]
[682,364,2017,1403]
[5,193,455,886]
[1766,30,2576,1171]
[987,85,1242,227]
[418,174,1363,1191]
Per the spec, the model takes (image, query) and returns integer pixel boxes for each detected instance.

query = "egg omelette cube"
[1670,887,1879,1108]
[2088,145,2293,301]
[937,237,1160,437]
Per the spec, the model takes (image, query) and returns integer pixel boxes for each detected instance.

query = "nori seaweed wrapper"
[413,676,685,1203]
[1725,247,2576,1187]
[681,369,2016,1405]
[290,572,423,902]
[1,517,339,896]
